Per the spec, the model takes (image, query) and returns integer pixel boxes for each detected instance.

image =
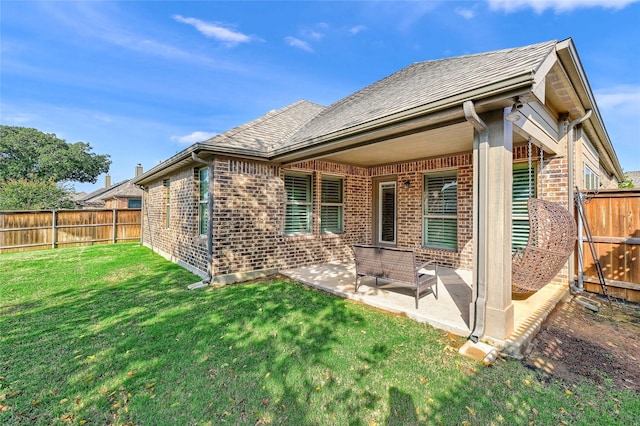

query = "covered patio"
[281,262,568,357]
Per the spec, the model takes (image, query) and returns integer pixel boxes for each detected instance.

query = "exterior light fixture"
[403,180,411,189]
[505,98,523,122]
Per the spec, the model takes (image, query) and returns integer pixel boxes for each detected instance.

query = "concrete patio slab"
[281,261,569,357]
[281,261,473,336]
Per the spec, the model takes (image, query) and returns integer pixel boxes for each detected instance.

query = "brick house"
[76,164,144,209]
[134,39,623,344]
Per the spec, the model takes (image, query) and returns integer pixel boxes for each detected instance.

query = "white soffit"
[317,121,475,167]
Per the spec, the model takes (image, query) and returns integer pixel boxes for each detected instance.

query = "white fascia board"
[556,39,624,181]
[531,49,557,105]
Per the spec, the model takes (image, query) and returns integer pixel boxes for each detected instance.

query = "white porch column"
[472,108,514,341]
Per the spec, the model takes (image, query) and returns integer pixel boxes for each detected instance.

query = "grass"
[0,244,637,425]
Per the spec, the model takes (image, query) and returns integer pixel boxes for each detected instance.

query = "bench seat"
[353,245,439,309]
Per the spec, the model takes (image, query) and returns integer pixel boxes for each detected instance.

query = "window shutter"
[425,175,457,215]
[321,178,342,203]
[285,174,311,203]
[321,205,342,232]
[285,205,310,234]
[285,173,311,234]
[321,177,343,233]
[512,165,535,251]
[424,174,457,249]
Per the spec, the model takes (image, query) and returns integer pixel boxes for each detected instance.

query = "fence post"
[112,209,117,244]
[52,210,57,249]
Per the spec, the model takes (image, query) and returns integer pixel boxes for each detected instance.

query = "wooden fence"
[576,189,640,302]
[0,209,141,253]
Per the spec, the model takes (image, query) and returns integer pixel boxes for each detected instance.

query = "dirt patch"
[523,293,640,392]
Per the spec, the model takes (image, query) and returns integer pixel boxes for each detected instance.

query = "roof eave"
[556,39,624,181]
[133,143,274,185]
[133,144,203,186]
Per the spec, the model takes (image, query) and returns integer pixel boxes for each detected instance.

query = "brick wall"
[104,197,140,209]
[141,167,208,274]
[142,153,490,277]
[211,158,371,275]
[368,154,474,269]
[141,143,577,288]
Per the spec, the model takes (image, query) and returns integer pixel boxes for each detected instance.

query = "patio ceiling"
[309,120,529,168]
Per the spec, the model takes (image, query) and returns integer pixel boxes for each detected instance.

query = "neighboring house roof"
[76,185,117,207]
[134,38,624,185]
[76,179,142,207]
[72,191,88,201]
[99,180,142,201]
[627,171,640,188]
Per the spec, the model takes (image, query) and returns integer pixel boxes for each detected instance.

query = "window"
[584,165,600,190]
[198,168,209,235]
[285,173,312,234]
[512,164,535,251]
[423,173,457,249]
[128,199,141,209]
[164,179,170,228]
[321,176,344,233]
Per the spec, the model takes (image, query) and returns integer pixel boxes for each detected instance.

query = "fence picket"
[0,209,141,253]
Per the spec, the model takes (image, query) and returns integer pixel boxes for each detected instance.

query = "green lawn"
[0,244,636,425]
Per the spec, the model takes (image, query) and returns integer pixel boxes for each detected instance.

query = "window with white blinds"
[584,165,600,190]
[198,168,208,235]
[512,164,535,251]
[321,176,344,233]
[423,173,458,250]
[285,173,312,234]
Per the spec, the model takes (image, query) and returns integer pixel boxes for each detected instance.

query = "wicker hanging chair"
[512,198,577,296]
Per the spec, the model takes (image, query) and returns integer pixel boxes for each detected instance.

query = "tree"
[0,179,74,210]
[0,125,111,210]
[0,125,111,183]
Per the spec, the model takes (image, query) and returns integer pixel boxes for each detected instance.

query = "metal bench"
[353,245,438,309]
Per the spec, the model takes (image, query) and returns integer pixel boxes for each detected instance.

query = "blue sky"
[2,0,639,193]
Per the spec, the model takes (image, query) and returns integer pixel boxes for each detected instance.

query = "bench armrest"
[417,259,437,271]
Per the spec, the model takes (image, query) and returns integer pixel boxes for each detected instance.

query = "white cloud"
[285,36,313,52]
[171,131,217,145]
[595,85,640,109]
[455,7,475,19]
[487,0,638,13]
[302,29,324,40]
[173,15,251,46]
[349,24,366,35]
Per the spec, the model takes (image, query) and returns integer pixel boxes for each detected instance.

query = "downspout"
[567,110,592,292]
[191,152,215,285]
[463,100,489,342]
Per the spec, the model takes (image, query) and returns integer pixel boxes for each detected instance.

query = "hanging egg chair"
[512,198,577,296]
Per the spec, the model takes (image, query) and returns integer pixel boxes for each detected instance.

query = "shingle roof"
[201,100,325,156]
[283,40,557,148]
[137,39,590,185]
[76,179,142,207]
[627,171,640,188]
[99,180,142,200]
[200,41,556,156]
